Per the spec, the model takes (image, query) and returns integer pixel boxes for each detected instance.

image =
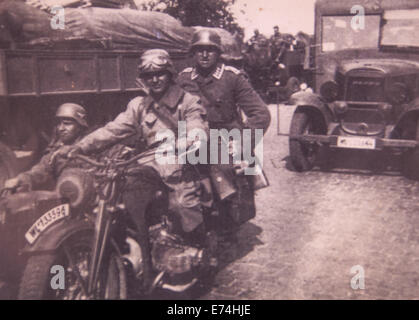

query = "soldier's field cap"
[190,29,223,53]
[56,103,88,128]
[138,49,176,76]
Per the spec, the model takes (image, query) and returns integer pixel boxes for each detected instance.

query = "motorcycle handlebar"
[74,146,159,169]
[75,154,106,167]
[75,141,201,169]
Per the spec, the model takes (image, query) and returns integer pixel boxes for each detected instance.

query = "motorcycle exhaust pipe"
[122,237,143,276]
[160,278,198,293]
[150,271,198,293]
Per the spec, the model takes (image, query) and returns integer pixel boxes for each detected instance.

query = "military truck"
[288,0,419,178]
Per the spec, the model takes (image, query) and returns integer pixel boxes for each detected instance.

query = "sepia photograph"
[0,0,419,304]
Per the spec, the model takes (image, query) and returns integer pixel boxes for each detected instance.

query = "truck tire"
[289,111,323,172]
[18,231,127,300]
[0,142,17,189]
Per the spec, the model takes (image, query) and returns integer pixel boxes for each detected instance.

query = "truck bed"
[0,49,190,97]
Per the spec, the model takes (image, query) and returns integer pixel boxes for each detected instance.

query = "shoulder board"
[224,66,241,75]
[180,67,193,74]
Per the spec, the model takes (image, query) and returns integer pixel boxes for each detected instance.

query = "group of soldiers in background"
[247,25,303,64]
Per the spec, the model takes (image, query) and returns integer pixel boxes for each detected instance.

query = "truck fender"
[289,91,332,130]
[393,98,419,138]
[21,218,94,255]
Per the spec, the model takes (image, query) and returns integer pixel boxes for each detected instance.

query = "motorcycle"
[0,143,258,299]
[0,150,141,299]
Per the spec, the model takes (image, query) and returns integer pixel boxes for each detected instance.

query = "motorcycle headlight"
[320,81,339,103]
[387,82,409,105]
[56,168,95,210]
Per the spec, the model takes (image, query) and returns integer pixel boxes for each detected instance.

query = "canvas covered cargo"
[0,1,192,52]
[0,0,242,61]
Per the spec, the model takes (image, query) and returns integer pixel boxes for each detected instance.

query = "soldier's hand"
[228,140,241,158]
[4,177,21,190]
[233,160,249,175]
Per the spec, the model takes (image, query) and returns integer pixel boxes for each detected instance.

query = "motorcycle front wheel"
[18,230,127,300]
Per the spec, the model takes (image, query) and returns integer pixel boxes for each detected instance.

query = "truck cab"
[289,0,419,178]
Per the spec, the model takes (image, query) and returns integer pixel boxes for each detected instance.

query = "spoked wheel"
[289,111,325,172]
[18,230,127,300]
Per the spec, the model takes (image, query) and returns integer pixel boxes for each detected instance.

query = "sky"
[133,0,316,40]
[230,0,316,40]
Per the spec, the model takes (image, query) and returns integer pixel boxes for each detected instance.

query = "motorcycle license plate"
[336,136,376,150]
[25,204,70,244]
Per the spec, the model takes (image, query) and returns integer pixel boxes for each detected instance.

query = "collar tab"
[212,63,225,80]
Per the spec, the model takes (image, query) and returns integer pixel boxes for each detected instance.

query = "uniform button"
[216,177,222,182]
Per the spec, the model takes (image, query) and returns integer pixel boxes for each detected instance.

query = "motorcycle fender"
[21,218,93,255]
[289,91,332,129]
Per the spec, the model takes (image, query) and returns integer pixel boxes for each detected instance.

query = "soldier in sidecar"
[0,103,89,297]
[4,103,89,192]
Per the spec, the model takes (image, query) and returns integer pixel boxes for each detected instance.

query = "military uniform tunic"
[177,63,270,133]
[76,84,208,232]
[178,63,270,203]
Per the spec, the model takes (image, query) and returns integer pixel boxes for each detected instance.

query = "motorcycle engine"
[56,168,96,210]
[150,224,203,276]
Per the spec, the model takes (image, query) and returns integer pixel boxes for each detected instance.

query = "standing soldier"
[178,29,271,236]
[271,25,281,40]
[270,25,284,61]
[248,29,268,49]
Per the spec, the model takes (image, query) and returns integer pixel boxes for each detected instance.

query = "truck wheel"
[402,119,419,180]
[0,142,17,189]
[289,111,323,172]
[18,231,127,300]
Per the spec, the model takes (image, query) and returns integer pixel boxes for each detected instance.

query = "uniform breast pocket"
[144,112,157,127]
[140,112,159,142]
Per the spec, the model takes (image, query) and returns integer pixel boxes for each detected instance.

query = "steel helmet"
[55,103,88,128]
[137,49,177,77]
[189,29,223,53]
